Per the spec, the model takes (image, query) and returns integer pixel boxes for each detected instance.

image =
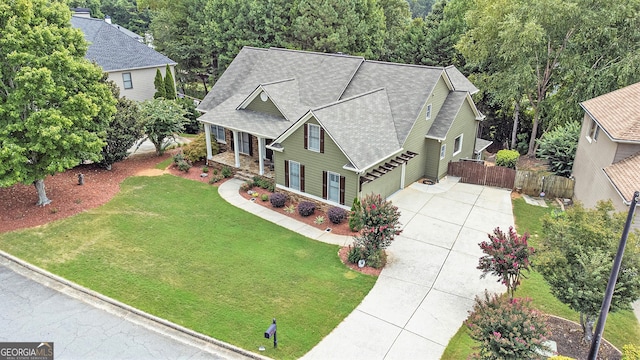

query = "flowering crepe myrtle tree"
[353,193,402,259]
[466,291,550,359]
[478,227,535,299]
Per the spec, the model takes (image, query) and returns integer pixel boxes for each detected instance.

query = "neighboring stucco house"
[572,82,640,218]
[70,13,176,101]
[197,47,486,206]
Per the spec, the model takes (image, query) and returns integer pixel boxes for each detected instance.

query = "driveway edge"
[0,250,270,360]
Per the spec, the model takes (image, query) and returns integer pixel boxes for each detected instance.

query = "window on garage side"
[453,134,463,155]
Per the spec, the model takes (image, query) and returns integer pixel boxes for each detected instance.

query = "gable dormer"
[237,86,285,118]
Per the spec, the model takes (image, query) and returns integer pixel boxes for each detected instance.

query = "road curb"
[0,250,271,360]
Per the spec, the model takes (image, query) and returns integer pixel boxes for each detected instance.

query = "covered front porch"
[208,151,274,179]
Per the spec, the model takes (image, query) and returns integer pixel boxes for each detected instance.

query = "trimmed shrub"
[202,166,209,173]
[172,152,185,164]
[269,193,286,208]
[366,249,386,269]
[261,194,269,201]
[239,180,253,192]
[328,206,347,224]
[349,197,363,231]
[183,132,208,163]
[297,201,316,217]
[177,160,191,172]
[221,166,232,178]
[536,121,580,177]
[466,291,550,359]
[347,246,364,264]
[496,149,520,169]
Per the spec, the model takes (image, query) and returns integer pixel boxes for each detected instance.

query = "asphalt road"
[0,258,253,360]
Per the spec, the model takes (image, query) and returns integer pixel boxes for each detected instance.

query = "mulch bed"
[546,315,621,360]
[238,186,355,236]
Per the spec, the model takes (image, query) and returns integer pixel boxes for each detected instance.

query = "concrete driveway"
[302,178,513,359]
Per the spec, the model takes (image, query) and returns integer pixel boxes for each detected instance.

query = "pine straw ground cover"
[0,156,376,359]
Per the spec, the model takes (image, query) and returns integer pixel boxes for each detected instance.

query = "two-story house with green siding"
[196,47,487,208]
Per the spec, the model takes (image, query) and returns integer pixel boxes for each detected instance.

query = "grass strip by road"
[442,197,640,358]
[0,175,376,359]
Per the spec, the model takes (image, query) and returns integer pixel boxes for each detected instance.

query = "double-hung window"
[289,161,301,191]
[308,124,321,152]
[453,134,463,155]
[239,132,251,154]
[122,73,133,89]
[426,103,432,120]
[440,144,446,159]
[327,172,341,203]
[211,125,225,142]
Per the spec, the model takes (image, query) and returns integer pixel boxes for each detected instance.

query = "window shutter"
[248,134,253,156]
[229,132,234,150]
[320,128,325,153]
[322,171,327,199]
[300,165,305,192]
[303,124,308,149]
[284,160,289,187]
[340,176,346,205]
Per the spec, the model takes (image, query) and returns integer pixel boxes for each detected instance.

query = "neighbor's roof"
[70,16,175,72]
[581,82,640,142]
[603,151,640,204]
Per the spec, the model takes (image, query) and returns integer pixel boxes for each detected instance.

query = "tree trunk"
[527,106,540,157]
[510,101,520,150]
[33,179,51,206]
[580,312,596,344]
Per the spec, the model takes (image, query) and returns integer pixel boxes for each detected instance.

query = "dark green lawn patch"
[0,175,376,359]
[155,157,173,170]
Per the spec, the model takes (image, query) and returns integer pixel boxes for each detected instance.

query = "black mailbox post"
[264,318,277,348]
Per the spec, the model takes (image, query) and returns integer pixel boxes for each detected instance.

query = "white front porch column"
[204,124,213,160]
[232,130,240,168]
[257,136,265,176]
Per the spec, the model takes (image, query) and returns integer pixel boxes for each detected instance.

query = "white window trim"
[211,125,226,143]
[122,72,133,89]
[239,132,250,155]
[289,160,301,191]
[426,103,432,120]
[587,120,599,143]
[327,171,341,203]
[308,124,321,152]
[440,144,446,160]
[453,134,463,156]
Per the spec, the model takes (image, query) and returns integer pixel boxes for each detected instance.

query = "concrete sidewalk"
[218,178,513,359]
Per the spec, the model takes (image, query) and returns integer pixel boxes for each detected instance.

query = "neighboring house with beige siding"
[197,47,487,206]
[572,82,640,220]
[70,15,176,101]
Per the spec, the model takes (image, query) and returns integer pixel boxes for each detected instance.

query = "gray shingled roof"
[445,66,479,94]
[427,91,468,140]
[198,47,364,113]
[312,89,400,170]
[198,47,479,171]
[70,16,175,72]
[341,61,443,145]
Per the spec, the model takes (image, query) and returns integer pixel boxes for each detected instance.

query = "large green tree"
[0,0,116,206]
[538,201,640,343]
[459,0,582,157]
[138,98,187,155]
[289,0,387,59]
[99,82,142,170]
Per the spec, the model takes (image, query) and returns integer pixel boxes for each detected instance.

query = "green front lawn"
[0,175,376,359]
[442,197,640,358]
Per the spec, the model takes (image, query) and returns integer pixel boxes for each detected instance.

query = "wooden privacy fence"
[514,170,574,199]
[447,161,516,189]
[447,161,575,198]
